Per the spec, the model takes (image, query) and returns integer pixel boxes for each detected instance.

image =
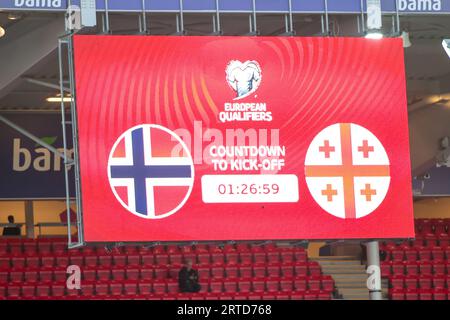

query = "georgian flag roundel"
[107,124,194,219]
[305,123,390,219]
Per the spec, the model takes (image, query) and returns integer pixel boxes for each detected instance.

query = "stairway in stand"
[312,256,389,300]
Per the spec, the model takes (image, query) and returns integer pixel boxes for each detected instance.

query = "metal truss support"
[58,35,84,249]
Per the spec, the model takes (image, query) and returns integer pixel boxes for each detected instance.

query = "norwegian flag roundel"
[305,123,390,219]
[107,124,194,219]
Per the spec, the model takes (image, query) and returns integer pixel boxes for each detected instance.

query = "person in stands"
[2,215,21,236]
[178,259,201,293]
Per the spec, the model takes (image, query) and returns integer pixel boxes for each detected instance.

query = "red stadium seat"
[290,292,304,300]
[432,275,446,289]
[127,254,141,266]
[166,281,178,294]
[294,263,308,276]
[22,282,36,298]
[112,254,127,266]
[7,284,21,297]
[307,262,321,276]
[405,262,419,276]
[197,266,210,279]
[154,266,168,279]
[390,275,405,289]
[294,276,307,291]
[37,284,51,297]
[239,264,252,278]
[280,279,294,292]
[318,290,332,300]
[225,251,239,264]
[40,254,55,267]
[280,249,295,263]
[405,289,418,300]
[24,268,39,282]
[390,288,405,300]
[0,269,8,283]
[432,247,445,260]
[154,254,170,265]
[253,264,266,278]
[109,282,123,296]
[39,268,53,282]
[418,275,432,290]
[404,249,417,262]
[69,255,84,266]
[391,249,404,261]
[55,254,69,267]
[418,261,432,276]
[97,267,111,281]
[281,263,295,278]
[170,253,183,265]
[53,267,67,282]
[152,280,167,294]
[304,290,318,300]
[419,289,433,300]
[97,254,112,267]
[123,281,138,295]
[223,279,237,293]
[433,288,448,300]
[0,256,9,269]
[380,261,392,277]
[225,264,238,278]
[138,280,152,294]
[140,267,154,280]
[197,253,211,264]
[211,265,225,278]
[237,278,251,293]
[392,261,405,275]
[50,282,65,297]
[267,263,281,277]
[266,250,280,263]
[166,245,179,254]
[405,275,418,289]
[9,242,23,255]
[125,267,140,280]
[112,268,126,281]
[321,276,334,292]
[308,276,321,291]
[95,282,109,296]
[81,281,95,296]
[11,255,26,268]
[432,261,446,275]
[418,248,432,261]
[211,252,225,264]
[141,254,154,265]
[9,268,24,282]
[252,251,266,264]
[265,278,279,293]
[26,255,40,268]
[209,280,223,293]
[252,278,265,293]
[293,249,307,262]
[239,252,252,264]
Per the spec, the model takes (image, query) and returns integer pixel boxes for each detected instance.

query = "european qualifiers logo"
[220,60,272,123]
[107,124,194,220]
[226,60,262,100]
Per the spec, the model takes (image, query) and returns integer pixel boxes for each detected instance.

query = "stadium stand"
[382,219,450,300]
[0,239,334,300]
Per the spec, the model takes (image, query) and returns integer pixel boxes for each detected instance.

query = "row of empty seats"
[389,288,450,300]
[0,238,333,300]
[1,276,334,297]
[0,262,323,283]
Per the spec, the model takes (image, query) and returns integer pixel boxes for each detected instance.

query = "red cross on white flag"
[304,123,390,219]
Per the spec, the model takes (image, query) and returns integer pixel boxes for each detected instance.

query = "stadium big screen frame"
[73,35,414,242]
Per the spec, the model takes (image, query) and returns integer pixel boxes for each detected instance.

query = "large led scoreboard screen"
[73,35,414,242]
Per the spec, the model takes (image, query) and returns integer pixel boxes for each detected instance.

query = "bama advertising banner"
[73,35,414,242]
[1,0,449,14]
[0,114,74,199]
